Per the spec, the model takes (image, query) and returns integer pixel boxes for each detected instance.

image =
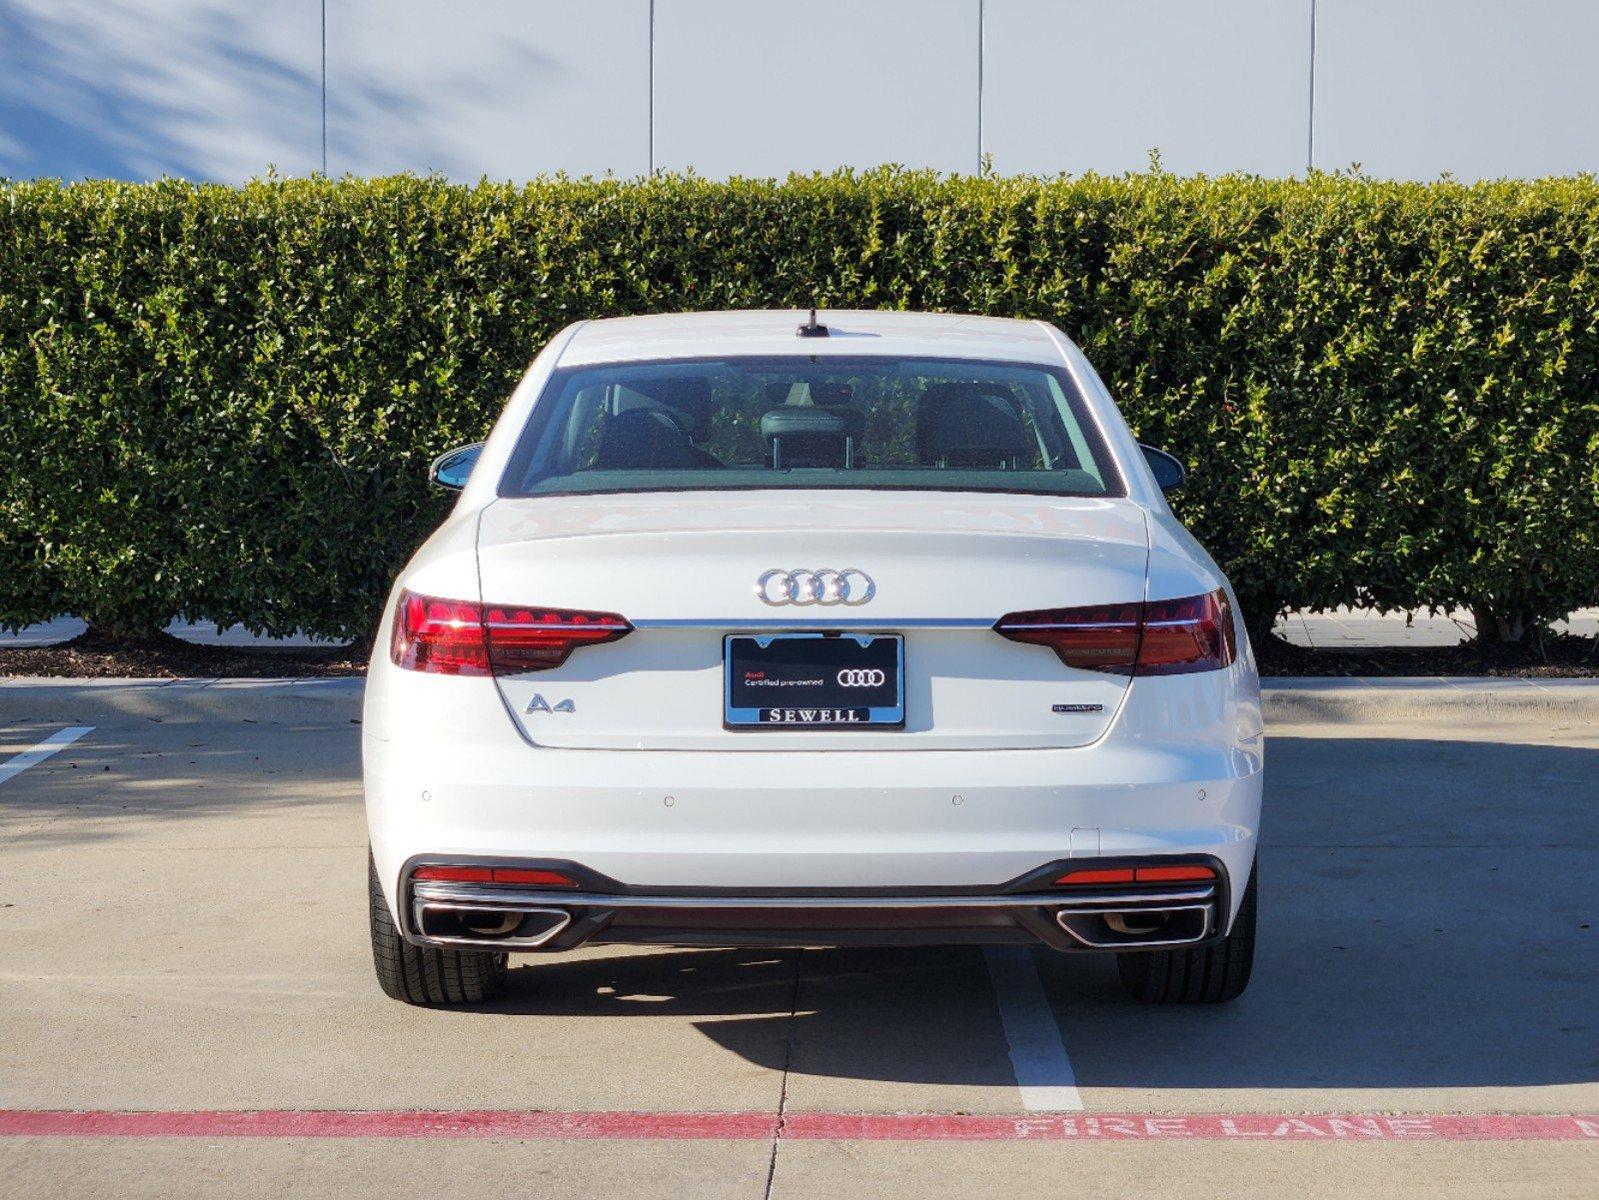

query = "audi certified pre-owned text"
[365,310,1263,1007]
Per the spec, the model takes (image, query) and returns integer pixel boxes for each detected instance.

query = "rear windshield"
[499,356,1123,498]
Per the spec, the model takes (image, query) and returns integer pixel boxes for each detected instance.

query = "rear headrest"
[618,378,714,442]
[759,406,865,442]
[592,408,697,470]
[759,405,865,469]
[918,384,1032,466]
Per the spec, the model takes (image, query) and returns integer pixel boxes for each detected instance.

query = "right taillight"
[390,589,631,676]
[989,602,1143,674]
[994,588,1236,676]
[1136,589,1237,676]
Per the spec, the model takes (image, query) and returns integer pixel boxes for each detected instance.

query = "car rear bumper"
[368,747,1260,915]
[399,855,1233,954]
[363,663,1265,937]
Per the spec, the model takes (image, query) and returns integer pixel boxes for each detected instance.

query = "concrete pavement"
[0,678,1596,1197]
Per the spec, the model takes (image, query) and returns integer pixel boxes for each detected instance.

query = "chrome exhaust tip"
[414,902,573,949]
[1054,903,1212,949]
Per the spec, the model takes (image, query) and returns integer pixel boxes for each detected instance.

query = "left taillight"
[481,603,631,673]
[390,589,631,675]
[994,588,1237,676]
[390,591,490,675]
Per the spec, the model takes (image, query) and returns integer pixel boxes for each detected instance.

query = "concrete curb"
[3,675,1597,727]
[1262,677,1599,724]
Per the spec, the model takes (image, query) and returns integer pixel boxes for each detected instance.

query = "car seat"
[916,383,1033,469]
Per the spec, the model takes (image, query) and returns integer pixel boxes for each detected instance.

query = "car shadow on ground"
[478,735,1599,1093]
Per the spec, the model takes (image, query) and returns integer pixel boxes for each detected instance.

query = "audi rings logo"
[837,668,886,688]
[755,568,876,607]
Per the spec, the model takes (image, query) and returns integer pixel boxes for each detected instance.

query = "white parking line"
[983,945,1083,1111]
[0,726,94,786]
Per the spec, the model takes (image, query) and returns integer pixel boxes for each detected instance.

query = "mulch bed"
[0,628,367,679]
[2,629,1596,680]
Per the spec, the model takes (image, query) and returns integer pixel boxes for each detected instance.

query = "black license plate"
[724,633,904,729]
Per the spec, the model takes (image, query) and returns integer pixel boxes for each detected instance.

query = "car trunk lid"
[476,491,1149,750]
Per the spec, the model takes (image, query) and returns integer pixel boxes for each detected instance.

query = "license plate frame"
[723,632,905,730]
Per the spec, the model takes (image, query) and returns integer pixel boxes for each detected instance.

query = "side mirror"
[428,442,484,491]
[1139,444,1187,493]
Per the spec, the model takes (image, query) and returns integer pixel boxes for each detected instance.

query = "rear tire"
[1116,865,1256,1004]
[369,854,508,1006]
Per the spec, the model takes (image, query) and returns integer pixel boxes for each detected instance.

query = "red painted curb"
[0,1110,775,1140]
[1,1110,1598,1142]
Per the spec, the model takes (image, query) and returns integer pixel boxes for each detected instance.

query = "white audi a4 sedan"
[364,309,1264,1008]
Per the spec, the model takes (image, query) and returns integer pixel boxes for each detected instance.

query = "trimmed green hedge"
[2,170,1597,641]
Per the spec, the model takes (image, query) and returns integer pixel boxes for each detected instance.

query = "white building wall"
[653,0,978,178]
[325,0,650,179]
[1312,0,1599,180]
[2,0,1597,183]
[0,0,322,180]
[984,0,1311,177]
